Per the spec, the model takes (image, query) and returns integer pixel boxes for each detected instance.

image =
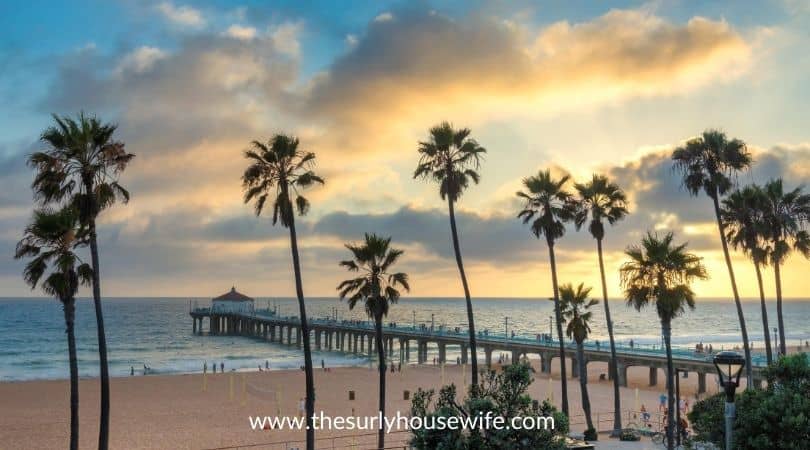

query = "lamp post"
[713,351,745,450]
[431,313,435,332]
[504,317,510,339]
[412,310,416,329]
[548,316,553,340]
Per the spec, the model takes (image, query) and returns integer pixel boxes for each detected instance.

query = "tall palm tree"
[721,185,773,364]
[574,174,628,434]
[759,178,810,355]
[15,207,93,450]
[516,169,577,416]
[338,233,410,450]
[28,113,134,449]
[559,283,599,437]
[671,129,753,387]
[414,122,486,385]
[620,232,707,450]
[242,134,324,450]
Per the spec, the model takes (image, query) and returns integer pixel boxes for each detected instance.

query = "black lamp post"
[713,351,745,450]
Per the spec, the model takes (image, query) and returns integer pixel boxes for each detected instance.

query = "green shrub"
[583,427,598,441]
[688,354,810,449]
[409,362,567,450]
[619,429,640,441]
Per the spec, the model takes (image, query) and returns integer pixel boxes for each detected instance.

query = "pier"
[190,307,767,392]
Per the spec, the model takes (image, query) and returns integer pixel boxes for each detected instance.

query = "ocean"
[1,297,808,382]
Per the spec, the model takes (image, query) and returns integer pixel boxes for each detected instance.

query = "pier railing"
[191,307,769,367]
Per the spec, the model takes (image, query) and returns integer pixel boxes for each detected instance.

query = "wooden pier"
[190,308,766,392]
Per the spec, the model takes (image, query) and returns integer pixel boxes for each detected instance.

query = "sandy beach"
[0,359,722,450]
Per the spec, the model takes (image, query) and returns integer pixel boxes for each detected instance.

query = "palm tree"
[671,129,753,387]
[721,185,773,364]
[338,233,410,450]
[28,113,134,449]
[759,178,810,355]
[620,232,707,450]
[413,122,486,385]
[15,207,93,450]
[559,283,599,437]
[242,134,324,450]
[516,169,577,416]
[574,174,628,434]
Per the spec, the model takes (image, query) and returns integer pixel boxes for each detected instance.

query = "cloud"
[373,12,394,23]
[114,46,167,76]
[225,25,257,41]
[156,2,205,28]
[304,8,751,153]
[270,22,303,57]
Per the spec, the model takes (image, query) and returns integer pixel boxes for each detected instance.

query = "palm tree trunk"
[87,218,111,450]
[597,238,622,435]
[63,299,79,450]
[754,262,772,364]
[774,262,786,355]
[375,314,386,450]
[447,197,478,386]
[577,343,594,435]
[287,212,316,450]
[711,194,753,387]
[547,239,569,416]
[662,319,675,450]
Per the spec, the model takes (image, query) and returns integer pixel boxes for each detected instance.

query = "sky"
[1,0,809,299]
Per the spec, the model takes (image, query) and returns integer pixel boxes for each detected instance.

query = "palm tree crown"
[29,113,134,221]
[516,169,577,241]
[15,207,92,299]
[338,233,410,316]
[721,185,769,266]
[242,134,325,226]
[413,122,486,202]
[760,179,810,266]
[620,232,708,319]
[574,174,628,240]
[559,283,598,344]
[671,129,751,199]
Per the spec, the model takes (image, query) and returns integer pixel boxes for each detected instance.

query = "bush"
[688,354,810,449]
[619,429,640,441]
[583,427,598,441]
[409,362,567,450]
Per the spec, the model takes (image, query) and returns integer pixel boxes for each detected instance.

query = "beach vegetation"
[338,233,410,450]
[516,169,578,416]
[14,207,93,450]
[409,361,568,450]
[620,231,708,450]
[559,283,599,439]
[672,130,753,387]
[29,112,134,449]
[242,134,324,450]
[414,122,486,387]
[689,353,810,449]
[758,179,810,356]
[573,174,629,434]
[721,185,774,364]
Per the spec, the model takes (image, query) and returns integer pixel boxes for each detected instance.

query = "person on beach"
[213,364,216,374]
[641,404,650,425]
[220,362,224,372]
[265,360,269,370]
[321,359,325,370]
[131,366,134,376]
[298,398,305,418]
[203,362,207,374]
[659,393,667,411]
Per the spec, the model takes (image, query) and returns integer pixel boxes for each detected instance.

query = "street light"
[504,317,510,339]
[412,310,416,329]
[431,313,435,332]
[713,351,745,450]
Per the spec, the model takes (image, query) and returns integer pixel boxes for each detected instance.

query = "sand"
[0,360,724,450]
